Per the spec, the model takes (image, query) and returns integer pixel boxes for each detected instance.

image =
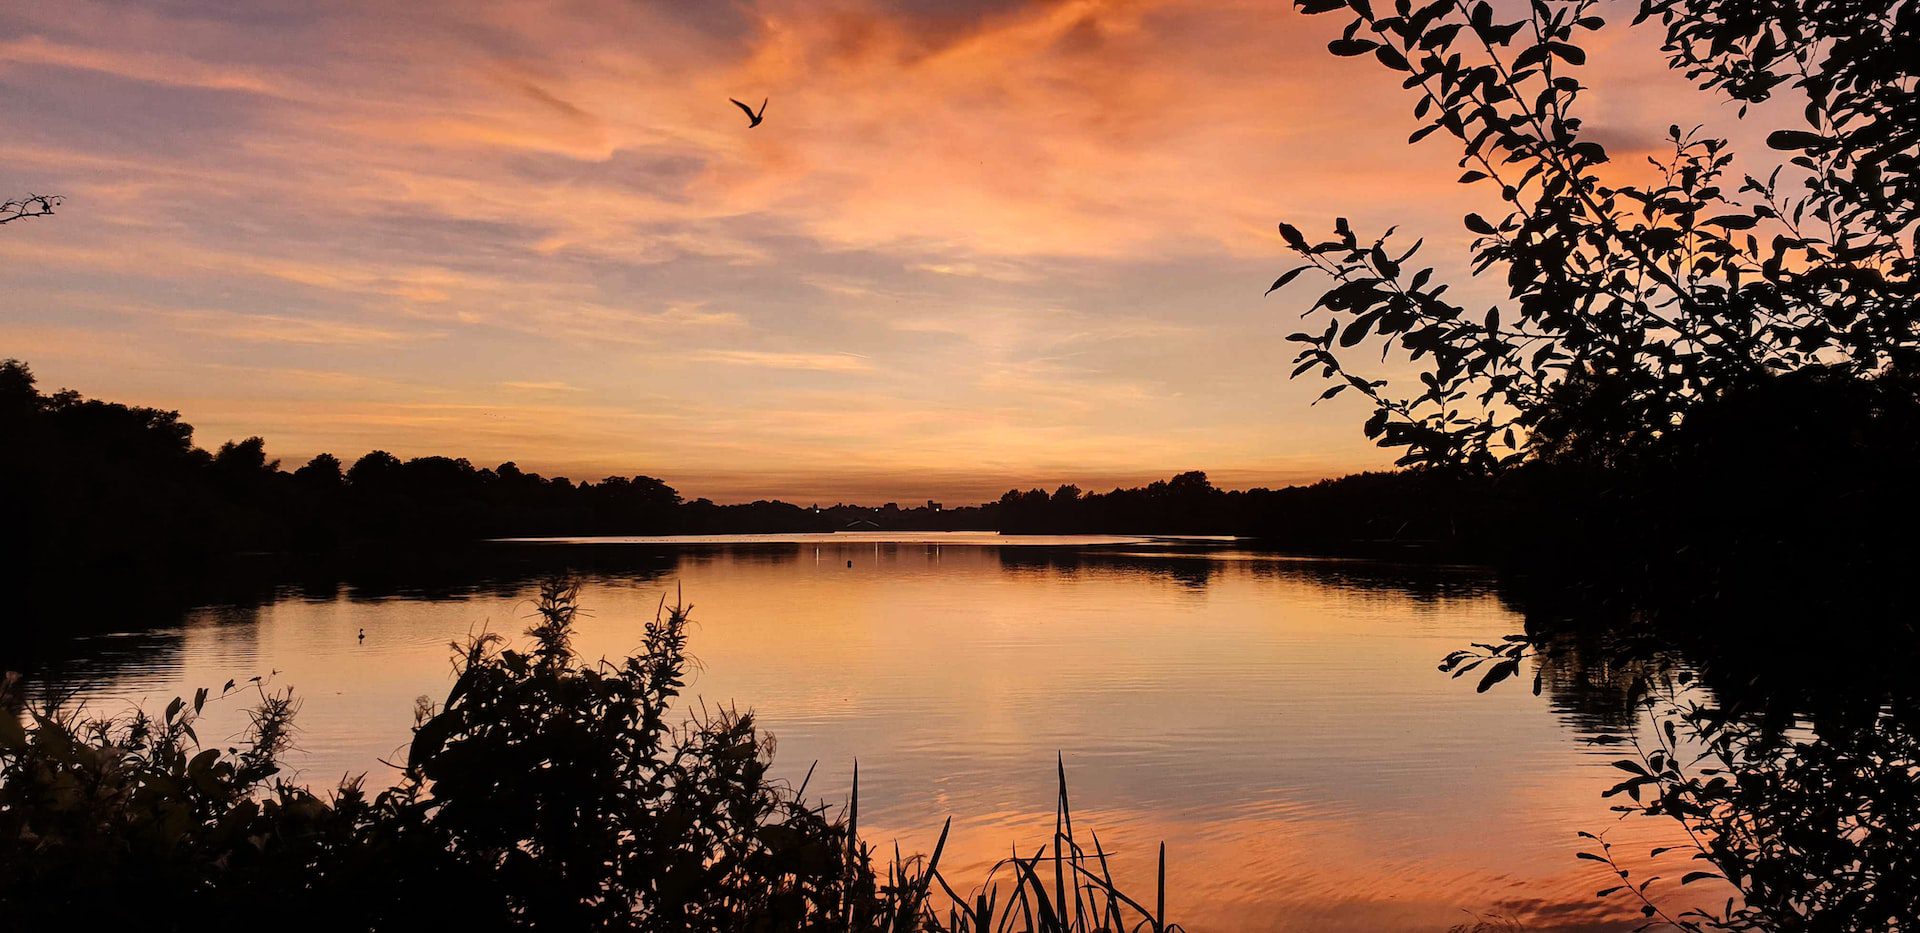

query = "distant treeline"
[16,355,1915,620]
[995,469,1503,546]
[1,360,991,582]
[2,359,1483,581]
[1004,363,1920,624]
[2,358,1476,542]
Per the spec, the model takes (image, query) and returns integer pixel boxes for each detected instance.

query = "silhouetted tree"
[1275,0,1918,472]
[0,359,34,413]
[214,436,277,474]
[346,449,403,488]
[293,452,344,488]
[0,194,60,225]
[1587,684,1920,931]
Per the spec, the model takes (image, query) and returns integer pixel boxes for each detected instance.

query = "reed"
[873,753,1183,933]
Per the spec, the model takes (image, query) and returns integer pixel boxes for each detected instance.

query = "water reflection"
[17,535,1676,931]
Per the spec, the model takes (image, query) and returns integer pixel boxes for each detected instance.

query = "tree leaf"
[1266,266,1312,294]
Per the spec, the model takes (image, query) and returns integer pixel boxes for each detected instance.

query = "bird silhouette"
[730,97,768,128]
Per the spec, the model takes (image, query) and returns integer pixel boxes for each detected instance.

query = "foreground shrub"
[1,582,1178,932]
[1447,631,1920,931]
[1579,685,1920,932]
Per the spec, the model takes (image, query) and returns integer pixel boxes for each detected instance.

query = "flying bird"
[730,96,768,128]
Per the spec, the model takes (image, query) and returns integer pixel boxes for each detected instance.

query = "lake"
[21,533,1689,931]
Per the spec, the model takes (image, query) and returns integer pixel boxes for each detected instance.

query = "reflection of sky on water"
[26,535,1691,931]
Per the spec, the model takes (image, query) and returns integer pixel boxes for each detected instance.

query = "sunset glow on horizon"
[1,0,1745,502]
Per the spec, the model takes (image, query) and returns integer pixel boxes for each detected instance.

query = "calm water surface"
[29,534,1684,931]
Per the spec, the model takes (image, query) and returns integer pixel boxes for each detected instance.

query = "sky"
[0,0,1745,503]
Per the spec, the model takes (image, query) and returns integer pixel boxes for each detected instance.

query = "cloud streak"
[691,349,876,372]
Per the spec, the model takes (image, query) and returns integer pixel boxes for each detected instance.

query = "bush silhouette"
[2,584,1180,932]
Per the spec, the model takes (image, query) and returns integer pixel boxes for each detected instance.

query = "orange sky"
[0,0,1752,502]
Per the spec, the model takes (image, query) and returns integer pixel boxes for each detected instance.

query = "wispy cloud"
[501,380,587,393]
[168,311,432,346]
[0,34,288,96]
[910,260,1038,283]
[690,349,875,372]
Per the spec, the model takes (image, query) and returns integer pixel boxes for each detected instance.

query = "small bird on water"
[730,97,768,128]
[358,628,365,641]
